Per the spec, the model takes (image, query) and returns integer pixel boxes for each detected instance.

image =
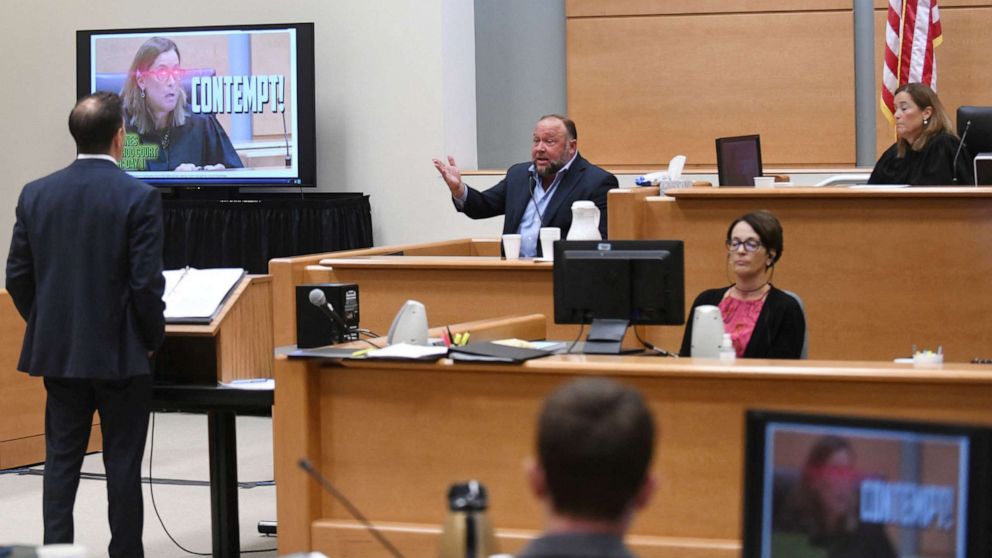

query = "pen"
[441,330,452,347]
[351,348,371,357]
[230,378,269,384]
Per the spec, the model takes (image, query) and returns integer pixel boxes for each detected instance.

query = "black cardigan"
[679,286,806,359]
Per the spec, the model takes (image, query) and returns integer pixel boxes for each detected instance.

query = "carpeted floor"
[0,412,277,557]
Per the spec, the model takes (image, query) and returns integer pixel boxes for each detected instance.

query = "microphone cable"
[298,458,406,558]
[633,326,678,357]
[528,176,546,225]
[148,411,277,555]
[567,322,586,354]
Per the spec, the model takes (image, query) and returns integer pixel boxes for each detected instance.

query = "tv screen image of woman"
[121,36,243,172]
[772,436,898,558]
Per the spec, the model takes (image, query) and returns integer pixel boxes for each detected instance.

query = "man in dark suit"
[433,115,618,257]
[517,377,657,558]
[5,92,165,558]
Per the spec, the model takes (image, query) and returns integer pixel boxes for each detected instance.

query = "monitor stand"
[583,319,633,354]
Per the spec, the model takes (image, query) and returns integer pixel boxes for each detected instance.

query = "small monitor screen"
[716,134,762,187]
[743,410,992,558]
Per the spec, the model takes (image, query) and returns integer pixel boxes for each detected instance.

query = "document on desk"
[365,343,449,361]
[221,378,275,390]
[163,267,246,324]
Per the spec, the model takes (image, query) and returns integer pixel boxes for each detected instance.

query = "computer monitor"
[553,240,685,354]
[957,106,992,185]
[742,410,992,558]
[716,134,763,186]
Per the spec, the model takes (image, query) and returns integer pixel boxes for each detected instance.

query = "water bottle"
[719,333,736,363]
[438,481,497,558]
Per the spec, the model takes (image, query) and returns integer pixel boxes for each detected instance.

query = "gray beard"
[536,159,564,177]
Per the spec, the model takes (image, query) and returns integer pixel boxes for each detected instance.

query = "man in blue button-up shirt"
[434,115,618,257]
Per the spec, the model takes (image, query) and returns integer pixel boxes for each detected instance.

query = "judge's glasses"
[139,67,185,82]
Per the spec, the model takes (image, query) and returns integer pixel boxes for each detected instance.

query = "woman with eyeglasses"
[678,210,805,358]
[121,37,242,172]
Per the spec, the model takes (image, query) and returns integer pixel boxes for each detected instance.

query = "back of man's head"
[537,377,655,522]
[69,92,124,155]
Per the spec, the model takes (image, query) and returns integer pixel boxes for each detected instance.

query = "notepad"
[449,341,552,363]
[162,267,246,324]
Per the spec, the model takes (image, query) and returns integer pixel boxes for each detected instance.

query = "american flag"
[880,0,943,122]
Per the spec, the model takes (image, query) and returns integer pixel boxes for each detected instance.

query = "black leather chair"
[957,106,992,185]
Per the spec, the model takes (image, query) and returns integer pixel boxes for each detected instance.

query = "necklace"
[733,282,769,295]
[160,128,171,150]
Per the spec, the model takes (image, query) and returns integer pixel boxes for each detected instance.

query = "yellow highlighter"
[461,332,470,345]
[453,333,463,346]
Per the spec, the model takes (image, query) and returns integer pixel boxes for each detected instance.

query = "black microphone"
[953,120,971,185]
[297,458,406,558]
[308,288,349,331]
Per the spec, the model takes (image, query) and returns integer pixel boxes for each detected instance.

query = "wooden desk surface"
[317,255,553,271]
[273,354,992,558]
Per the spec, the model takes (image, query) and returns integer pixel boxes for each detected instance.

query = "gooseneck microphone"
[953,120,971,185]
[298,458,406,558]
[308,288,349,330]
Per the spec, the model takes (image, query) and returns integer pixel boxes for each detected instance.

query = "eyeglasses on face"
[139,67,185,82]
[726,238,763,252]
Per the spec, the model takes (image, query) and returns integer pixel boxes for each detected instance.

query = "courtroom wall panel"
[567,4,855,168]
[567,0,850,17]
[567,0,992,169]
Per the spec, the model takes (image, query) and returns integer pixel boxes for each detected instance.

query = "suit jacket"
[458,153,618,247]
[6,158,166,379]
[516,532,637,558]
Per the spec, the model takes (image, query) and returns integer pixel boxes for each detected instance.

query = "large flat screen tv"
[743,410,992,558]
[76,22,315,188]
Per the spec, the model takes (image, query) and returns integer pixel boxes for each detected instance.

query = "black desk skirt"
[162,193,373,274]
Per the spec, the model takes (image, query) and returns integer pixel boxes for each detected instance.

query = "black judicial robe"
[127,111,243,171]
[868,132,972,185]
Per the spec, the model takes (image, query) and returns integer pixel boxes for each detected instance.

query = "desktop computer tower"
[295,283,360,348]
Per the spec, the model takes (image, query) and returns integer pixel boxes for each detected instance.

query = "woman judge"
[868,82,972,185]
[679,210,805,359]
[121,37,243,172]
